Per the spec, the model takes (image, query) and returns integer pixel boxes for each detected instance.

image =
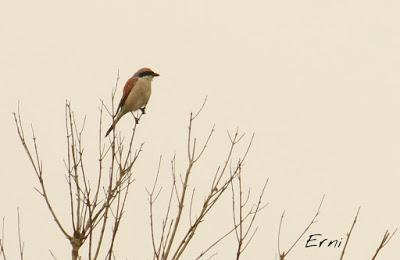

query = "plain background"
[1,0,400,259]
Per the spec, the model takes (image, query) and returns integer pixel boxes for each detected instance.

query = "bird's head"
[134,67,160,81]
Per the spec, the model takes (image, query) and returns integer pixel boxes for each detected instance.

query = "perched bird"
[105,67,160,137]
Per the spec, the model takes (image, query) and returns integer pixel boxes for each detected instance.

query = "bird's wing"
[116,76,138,114]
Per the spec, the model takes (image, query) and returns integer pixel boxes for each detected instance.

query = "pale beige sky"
[1,0,400,259]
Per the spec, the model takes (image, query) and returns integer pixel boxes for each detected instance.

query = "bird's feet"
[130,112,140,124]
[140,107,146,115]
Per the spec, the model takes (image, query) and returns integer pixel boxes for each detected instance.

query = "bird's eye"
[139,71,154,77]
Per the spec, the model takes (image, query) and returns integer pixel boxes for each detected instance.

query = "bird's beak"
[153,72,160,77]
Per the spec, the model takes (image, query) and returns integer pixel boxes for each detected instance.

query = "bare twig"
[17,208,24,260]
[49,250,58,260]
[231,167,268,260]
[0,218,6,260]
[371,229,397,260]
[278,195,325,260]
[339,207,360,260]
[13,109,71,241]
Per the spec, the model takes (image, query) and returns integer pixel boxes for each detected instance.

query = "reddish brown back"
[118,76,138,111]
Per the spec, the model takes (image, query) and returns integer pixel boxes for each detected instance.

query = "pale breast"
[123,78,152,112]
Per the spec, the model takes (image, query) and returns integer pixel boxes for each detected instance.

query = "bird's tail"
[105,112,123,137]
[105,124,115,137]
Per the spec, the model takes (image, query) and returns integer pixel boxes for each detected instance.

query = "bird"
[105,67,160,137]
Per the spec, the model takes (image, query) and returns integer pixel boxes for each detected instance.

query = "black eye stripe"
[139,71,154,77]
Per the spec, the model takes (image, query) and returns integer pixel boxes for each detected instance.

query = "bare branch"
[17,208,24,260]
[339,207,360,260]
[278,195,325,260]
[192,96,207,120]
[14,70,142,260]
[371,228,397,260]
[49,250,58,260]
[13,109,71,240]
[0,218,6,260]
